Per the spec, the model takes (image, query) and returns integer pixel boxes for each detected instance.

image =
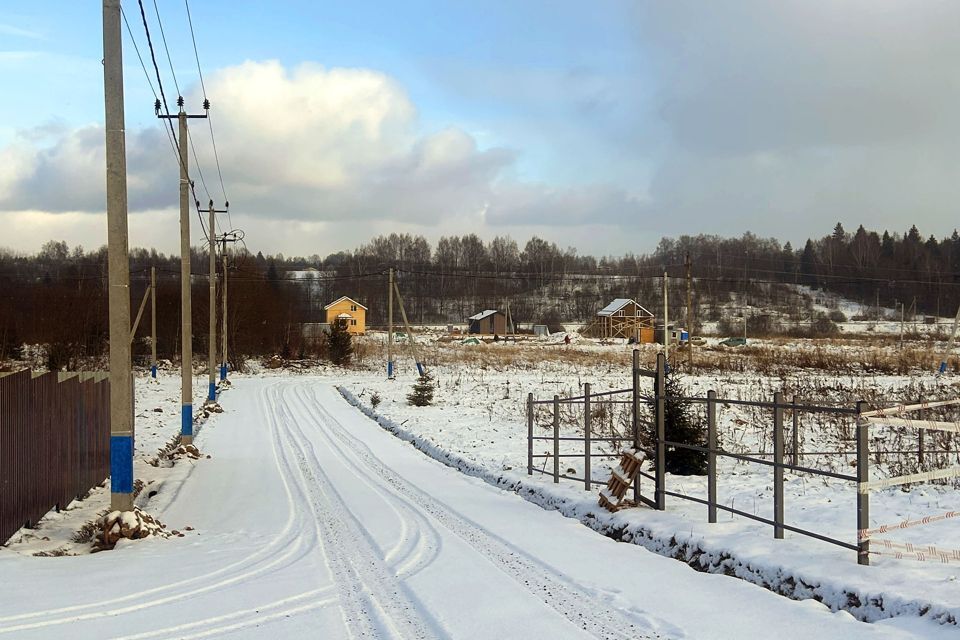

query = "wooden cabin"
[468,309,507,335]
[597,298,655,341]
[324,296,367,335]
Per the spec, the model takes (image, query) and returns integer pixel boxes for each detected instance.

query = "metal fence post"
[632,349,640,504]
[584,383,591,491]
[553,395,560,483]
[856,401,870,566]
[773,391,784,539]
[707,389,717,523]
[655,352,666,510]
[792,395,799,467]
[527,392,534,476]
[918,409,925,467]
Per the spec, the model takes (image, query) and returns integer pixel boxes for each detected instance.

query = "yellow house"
[324,296,367,335]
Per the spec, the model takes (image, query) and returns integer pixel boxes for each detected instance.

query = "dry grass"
[352,335,956,378]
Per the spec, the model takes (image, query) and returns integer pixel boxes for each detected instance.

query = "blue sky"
[3,2,960,256]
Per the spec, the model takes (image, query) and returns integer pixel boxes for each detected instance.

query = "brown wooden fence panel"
[0,371,110,545]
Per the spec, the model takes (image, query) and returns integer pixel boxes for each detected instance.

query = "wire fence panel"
[0,371,110,544]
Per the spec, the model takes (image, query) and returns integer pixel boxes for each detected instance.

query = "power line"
[151,0,181,98]
[133,0,209,242]
[119,6,182,165]
[184,0,229,220]
[187,127,212,203]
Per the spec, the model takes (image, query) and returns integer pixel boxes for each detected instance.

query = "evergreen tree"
[640,374,708,476]
[407,372,435,406]
[328,321,353,366]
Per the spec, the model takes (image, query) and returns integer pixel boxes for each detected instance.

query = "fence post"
[707,389,717,524]
[918,408,925,467]
[792,395,799,466]
[655,352,666,510]
[856,401,870,566]
[632,349,640,504]
[553,395,560,484]
[773,391,784,539]
[584,383,591,491]
[527,392,534,476]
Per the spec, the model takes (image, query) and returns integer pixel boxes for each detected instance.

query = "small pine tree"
[407,372,435,406]
[328,321,353,366]
[640,373,708,475]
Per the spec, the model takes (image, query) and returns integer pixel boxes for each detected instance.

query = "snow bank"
[337,386,959,628]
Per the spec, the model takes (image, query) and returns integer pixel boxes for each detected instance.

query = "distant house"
[324,296,367,334]
[468,309,507,335]
[597,298,655,341]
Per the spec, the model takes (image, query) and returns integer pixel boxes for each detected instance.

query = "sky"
[2,0,959,258]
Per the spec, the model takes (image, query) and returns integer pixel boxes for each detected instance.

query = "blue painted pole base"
[387,360,394,378]
[939,361,948,374]
[220,363,227,381]
[208,381,217,402]
[416,362,425,376]
[181,404,194,438]
[110,435,134,496]
[150,365,157,379]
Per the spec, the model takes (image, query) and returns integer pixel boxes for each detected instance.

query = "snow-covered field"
[1,333,958,638]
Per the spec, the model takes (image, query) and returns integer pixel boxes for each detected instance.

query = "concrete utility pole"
[686,252,693,373]
[103,0,134,512]
[900,301,905,351]
[159,101,207,445]
[215,229,239,382]
[178,113,193,442]
[662,271,669,362]
[196,200,229,401]
[388,267,395,378]
[221,251,228,381]
[207,202,216,403]
[151,266,157,378]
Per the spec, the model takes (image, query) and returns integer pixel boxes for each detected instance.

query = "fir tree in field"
[407,372,435,406]
[328,321,353,367]
[640,373,708,475]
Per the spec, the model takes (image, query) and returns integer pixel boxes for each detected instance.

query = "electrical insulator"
[203,99,210,110]
[177,96,184,108]
[154,99,161,114]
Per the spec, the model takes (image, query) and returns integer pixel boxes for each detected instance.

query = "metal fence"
[0,370,110,544]
[526,351,880,565]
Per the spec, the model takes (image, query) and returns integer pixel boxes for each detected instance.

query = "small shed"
[324,296,367,334]
[468,309,507,335]
[597,298,655,341]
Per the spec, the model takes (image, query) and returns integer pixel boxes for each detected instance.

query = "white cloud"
[1,60,641,254]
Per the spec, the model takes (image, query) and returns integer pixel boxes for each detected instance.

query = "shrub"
[827,309,847,323]
[809,313,840,337]
[370,392,381,409]
[407,372,435,406]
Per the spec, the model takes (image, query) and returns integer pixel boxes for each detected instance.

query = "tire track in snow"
[111,587,337,640]
[285,385,443,581]
[106,381,347,640]
[272,383,439,639]
[0,382,319,636]
[306,384,660,640]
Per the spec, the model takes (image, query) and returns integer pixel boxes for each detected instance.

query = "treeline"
[2,223,958,366]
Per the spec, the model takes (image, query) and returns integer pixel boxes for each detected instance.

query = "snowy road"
[0,378,947,639]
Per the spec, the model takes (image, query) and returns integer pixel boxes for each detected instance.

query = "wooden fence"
[0,370,110,544]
